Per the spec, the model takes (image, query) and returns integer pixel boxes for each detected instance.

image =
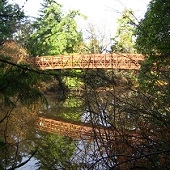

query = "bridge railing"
[31,53,144,70]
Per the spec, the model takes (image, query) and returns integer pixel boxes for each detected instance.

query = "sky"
[9,0,151,36]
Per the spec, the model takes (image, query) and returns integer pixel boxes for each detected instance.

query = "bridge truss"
[32,53,144,70]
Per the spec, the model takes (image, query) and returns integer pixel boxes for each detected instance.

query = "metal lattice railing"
[31,53,144,70]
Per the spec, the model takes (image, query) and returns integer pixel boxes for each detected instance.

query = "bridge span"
[32,53,144,70]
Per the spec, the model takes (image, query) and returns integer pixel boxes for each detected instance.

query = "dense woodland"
[0,0,170,169]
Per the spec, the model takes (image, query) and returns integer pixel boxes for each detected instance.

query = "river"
[0,90,120,170]
[0,87,169,169]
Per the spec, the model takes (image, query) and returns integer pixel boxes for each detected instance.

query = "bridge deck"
[32,53,144,70]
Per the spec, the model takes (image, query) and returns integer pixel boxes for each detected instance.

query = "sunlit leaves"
[111,9,137,53]
[28,0,83,56]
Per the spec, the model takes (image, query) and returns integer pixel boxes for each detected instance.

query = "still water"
[1,88,167,170]
[0,91,119,170]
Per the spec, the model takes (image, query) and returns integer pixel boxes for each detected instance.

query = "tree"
[14,19,34,48]
[83,23,112,54]
[78,1,170,168]
[0,1,44,113]
[0,0,24,42]
[111,9,136,53]
[110,9,138,90]
[0,2,46,168]
[131,0,170,167]
[136,0,170,57]
[27,0,83,56]
[0,41,28,64]
[136,0,170,122]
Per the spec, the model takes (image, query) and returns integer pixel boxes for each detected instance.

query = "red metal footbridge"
[32,53,144,70]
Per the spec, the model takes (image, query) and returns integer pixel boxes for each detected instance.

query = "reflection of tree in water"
[0,102,77,170]
[34,133,76,169]
[79,81,170,169]
[0,103,39,169]
[35,67,170,169]
[0,85,169,169]
[39,93,85,123]
[72,139,117,169]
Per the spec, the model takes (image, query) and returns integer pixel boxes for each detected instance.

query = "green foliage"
[85,24,102,54]
[14,19,34,48]
[88,38,101,54]
[35,134,75,169]
[0,0,45,127]
[28,0,83,56]
[135,0,170,129]
[0,0,24,42]
[136,0,170,58]
[111,9,136,53]
[64,76,83,89]
[0,56,45,109]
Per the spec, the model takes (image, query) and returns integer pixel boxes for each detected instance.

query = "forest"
[0,0,170,169]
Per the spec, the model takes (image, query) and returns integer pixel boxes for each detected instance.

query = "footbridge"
[32,53,144,70]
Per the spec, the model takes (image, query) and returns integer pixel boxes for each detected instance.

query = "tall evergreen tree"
[135,1,170,162]
[136,0,170,58]
[111,9,136,53]
[0,0,24,42]
[136,0,170,117]
[0,1,45,124]
[28,0,83,56]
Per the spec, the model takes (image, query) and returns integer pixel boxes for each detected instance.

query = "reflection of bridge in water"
[36,117,115,140]
[36,117,143,142]
[32,53,144,70]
